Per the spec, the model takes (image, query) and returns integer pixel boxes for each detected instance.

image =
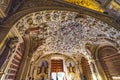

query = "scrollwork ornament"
[15,10,120,56]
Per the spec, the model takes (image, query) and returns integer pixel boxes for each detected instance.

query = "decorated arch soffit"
[35,53,78,64]
[13,10,120,61]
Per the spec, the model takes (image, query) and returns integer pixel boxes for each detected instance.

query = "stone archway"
[30,53,80,80]
[95,45,120,80]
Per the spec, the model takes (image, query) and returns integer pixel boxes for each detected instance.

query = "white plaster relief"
[14,10,120,57]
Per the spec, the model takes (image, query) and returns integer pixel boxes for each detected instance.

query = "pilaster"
[15,35,30,80]
[22,56,32,80]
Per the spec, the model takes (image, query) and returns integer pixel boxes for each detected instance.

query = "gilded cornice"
[64,0,103,12]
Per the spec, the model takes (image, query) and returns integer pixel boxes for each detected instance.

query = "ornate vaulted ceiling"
[0,0,120,61]
[14,10,120,60]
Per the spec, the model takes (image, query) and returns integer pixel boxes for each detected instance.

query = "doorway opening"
[51,59,64,80]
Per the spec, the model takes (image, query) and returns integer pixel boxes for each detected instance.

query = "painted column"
[88,59,101,80]
[92,60,103,80]
[86,54,102,80]
[22,56,32,79]
[15,35,30,80]
[86,48,102,80]
[48,57,51,79]
[78,61,84,80]
[75,62,81,80]
[88,60,96,80]
[28,62,34,79]
[33,65,38,79]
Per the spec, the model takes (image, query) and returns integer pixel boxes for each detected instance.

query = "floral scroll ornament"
[15,10,120,56]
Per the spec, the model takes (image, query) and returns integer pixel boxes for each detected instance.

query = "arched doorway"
[81,57,92,80]
[97,46,120,80]
[51,59,64,80]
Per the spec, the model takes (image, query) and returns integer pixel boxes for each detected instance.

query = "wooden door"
[51,59,63,73]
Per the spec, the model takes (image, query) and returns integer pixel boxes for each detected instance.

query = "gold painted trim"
[0,8,5,18]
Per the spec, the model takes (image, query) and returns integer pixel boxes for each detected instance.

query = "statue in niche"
[40,62,46,73]
[67,62,77,80]
[67,63,75,73]
[36,61,48,80]
[8,36,19,53]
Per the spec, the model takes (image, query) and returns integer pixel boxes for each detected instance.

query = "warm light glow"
[97,74,102,80]
[112,76,120,79]
[92,73,97,80]
[64,0,103,12]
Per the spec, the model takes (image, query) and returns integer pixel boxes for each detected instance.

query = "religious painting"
[66,60,76,73]
[66,60,77,80]
[36,60,48,80]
